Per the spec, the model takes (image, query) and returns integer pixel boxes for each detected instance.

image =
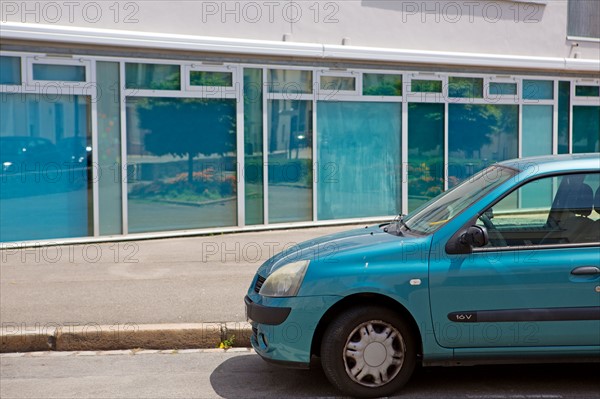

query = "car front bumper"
[244,293,341,367]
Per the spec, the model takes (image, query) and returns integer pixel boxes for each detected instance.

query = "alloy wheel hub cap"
[364,342,387,367]
[343,320,406,388]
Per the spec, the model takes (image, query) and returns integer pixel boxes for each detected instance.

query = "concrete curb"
[1,323,252,353]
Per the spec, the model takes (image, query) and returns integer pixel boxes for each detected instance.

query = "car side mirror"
[460,226,489,248]
[446,225,489,255]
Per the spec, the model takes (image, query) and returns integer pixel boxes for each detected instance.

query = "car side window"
[476,172,600,247]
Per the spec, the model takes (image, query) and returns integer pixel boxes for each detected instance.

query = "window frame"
[470,170,600,253]
[572,79,600,103]
[26,56,91,86]
[567,0,600,41]
[316,69,360,99]
[486,76,519,102]
[184,64,238,98]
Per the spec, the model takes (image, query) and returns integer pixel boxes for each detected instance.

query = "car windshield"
[398,165,518,235]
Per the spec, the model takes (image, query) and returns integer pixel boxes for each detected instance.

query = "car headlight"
[259,260,309,298]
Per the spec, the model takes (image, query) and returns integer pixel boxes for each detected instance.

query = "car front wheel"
[320,306,417,398]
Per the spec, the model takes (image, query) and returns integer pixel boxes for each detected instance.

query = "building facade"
[1,0,599,244]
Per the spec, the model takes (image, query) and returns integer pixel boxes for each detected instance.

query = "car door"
[429,171,600,348]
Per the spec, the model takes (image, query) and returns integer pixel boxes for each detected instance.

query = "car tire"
[320,306,417,398]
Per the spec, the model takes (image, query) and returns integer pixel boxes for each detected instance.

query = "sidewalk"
[0,223,368,352]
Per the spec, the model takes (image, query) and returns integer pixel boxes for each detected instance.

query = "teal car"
[245,154,600,398]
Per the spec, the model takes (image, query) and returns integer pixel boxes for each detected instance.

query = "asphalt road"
[0,225,359,327]
[2,350,599,399]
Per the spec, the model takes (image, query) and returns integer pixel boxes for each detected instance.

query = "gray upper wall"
[1,0,598,61]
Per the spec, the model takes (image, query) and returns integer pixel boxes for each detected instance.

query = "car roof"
[498,153,600,175]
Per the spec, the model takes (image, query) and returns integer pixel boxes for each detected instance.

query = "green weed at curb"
[219,335,235,349]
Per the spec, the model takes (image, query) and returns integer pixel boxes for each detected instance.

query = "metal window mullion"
[120,62,129,235]
[442,75,449,192]
[552,79,559,155]
[20,56,27,85]
[518,102,523,158]
[124,89,191,98]
[262,67,269,225]
[312,77,318,222]
[569,80,575,154]
[236,66,245,228]
[444,101,449,191]
[267,93,313,101]
[90,60,100,237]
[0,84,26,92]
[401,90,409,215]
[320,95,402,103]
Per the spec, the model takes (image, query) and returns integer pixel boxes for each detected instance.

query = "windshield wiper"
[397,214,411,232]
[384,214,410,236]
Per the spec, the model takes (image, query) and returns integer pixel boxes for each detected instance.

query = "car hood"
[257,224,429,276]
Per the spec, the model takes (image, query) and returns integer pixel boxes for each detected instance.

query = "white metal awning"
[1,22,599,72]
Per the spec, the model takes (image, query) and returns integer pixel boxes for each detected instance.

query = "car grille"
[252,326,258,342]
[254,275,266,293]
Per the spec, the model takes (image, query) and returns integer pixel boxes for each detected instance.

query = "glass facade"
[32,64,86,82]
[267,100,313,223]
[97,61,123,235]
[558,81,571,154]
[125,63,181,90]
[523,79,554,100]
[448,77,484,98]
[522,105,554,208]
[0,56,21,85]
[244,69,264,225]
[573,106,600,153]
[448,104,518,187]
[408,103,444,210]
[268,69,312,94]
[1,51,598,242]
[0,93,92,242]
[320,76,356,91]
[190,71,233,87]
[363,74,402,96]
[126,97,237,233]
[317,101,401,220]
[489,82,517,96]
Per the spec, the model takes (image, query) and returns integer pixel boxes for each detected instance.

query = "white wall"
[1,0,598,61]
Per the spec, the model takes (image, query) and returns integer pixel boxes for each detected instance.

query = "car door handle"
[571,266,600,276]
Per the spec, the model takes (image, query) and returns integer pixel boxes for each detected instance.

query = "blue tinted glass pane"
[523,80,554,100]
[448,77,484,98]
[489,82,517,96]
[573,106,600,153]
[448,104,518,187]
[320,76,356,91]
[0,56,21,85]
[126,97,237,233]
[363,73,402,96]
[268,70,312,94]
[268,100,312,223]
[97,62,122,235]
[408,103,444,211]
[558,81,570,154]
[576,86,600,97]
[317,101,401,220]
[244,69,263,225]
[0,94,92,242]
[522,105,553,208]
[33,64,86,82]
[522,105,553,157]
[125,63,180,90]
[411,79,442,93]
[190,71,233,87]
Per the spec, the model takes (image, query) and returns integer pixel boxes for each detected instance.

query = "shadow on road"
[209,354,340,398]
[210,354,600,399]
